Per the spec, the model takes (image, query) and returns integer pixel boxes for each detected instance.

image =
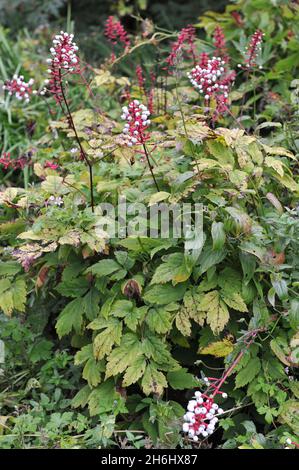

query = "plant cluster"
[0,0,298,450]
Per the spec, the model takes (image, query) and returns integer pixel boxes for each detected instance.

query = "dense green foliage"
[0,0,298,449]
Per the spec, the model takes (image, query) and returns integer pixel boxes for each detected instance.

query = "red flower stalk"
[199,52,209,68]
[136,65,145,94]
[213,26,229,63]
[187,56,235,111]
[245,29,264,68]
[231,11,244,27]
[45,31,80,104]
[2,75,34,103]
[0,153,12,170]
[183,328,264,442]
[104,16,130,48]
[165,25,196,71]
[44,160,59,170]
[0,153,29,170]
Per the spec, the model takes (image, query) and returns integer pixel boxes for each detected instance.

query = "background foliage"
[0,0,298,449]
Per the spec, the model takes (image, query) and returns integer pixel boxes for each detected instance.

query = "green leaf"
[122,356,146,387]
[82,357,104,387]
[239,252,256,285]
[11,279,26,312]
[289,300,299,330]
[270,339,291,366]
[151,253,191,285]
[72,385,91,409]
[0,290,13,316]
[105,333,142,378]
[0,261,21,276]
[75,344,93,365]
[86,259,120,277]
[143,283,186,305]
[141,363,167,396]
[88,379,125,416]
[93,319,122,360]
[278,400,299,434]
[195,245,226,277]
[271,275,288,301]
[211,221,226,251]
[56,298,84,338]
[83,288,100,320]
[146,307,172,334]
[55,277,89,298]
[235,357,261,389]
[167,368,198,390]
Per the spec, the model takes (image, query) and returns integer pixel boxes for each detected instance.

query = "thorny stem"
[58,70,95,212]
[142,143,160,191]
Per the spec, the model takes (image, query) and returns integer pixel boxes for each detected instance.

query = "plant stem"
[59,70,95,212]
[142,143,160,191]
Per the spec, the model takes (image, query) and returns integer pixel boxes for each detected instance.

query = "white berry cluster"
[182,390,225,442]
[2,75,34,103]
[121,100,151,146]
[46,31,79,72]
[187,57,228,101]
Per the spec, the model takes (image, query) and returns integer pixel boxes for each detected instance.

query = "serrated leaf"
[83,288,100,320]
[199,290,229,335]
[56,298,84,338]
[199,339,234,357]
[221,291,248,312]
[0,289,13,316]
[122,356,146,387]
[211,221,226,251]
[146,307,172,334]
[105,333,142,378]
[151,253,191,285]
[235,357,261,389]
[143,283,187,305]
[278,400,299,434]
[175,309,192,336]
[270,339,291,366]
[82,358,103,387]
[93,319,122,360]
[71,385,91,409]
[264,156,284,176]
[55,277,89,298]
[167,368,198,390]
[0,261,21,276]
[88,379,124,416]
[86,259,121,277]
[141,363,167,396]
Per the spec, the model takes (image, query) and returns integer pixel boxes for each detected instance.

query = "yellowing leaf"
[199,339,234,357]
[221,291,248,312]
[122,356,146,387]
[199,290,229,335]
[175,309,192,336]
[93,319,122,360]
[141,363,167,396]
[148,191,170,206]
[265,156,284,176]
